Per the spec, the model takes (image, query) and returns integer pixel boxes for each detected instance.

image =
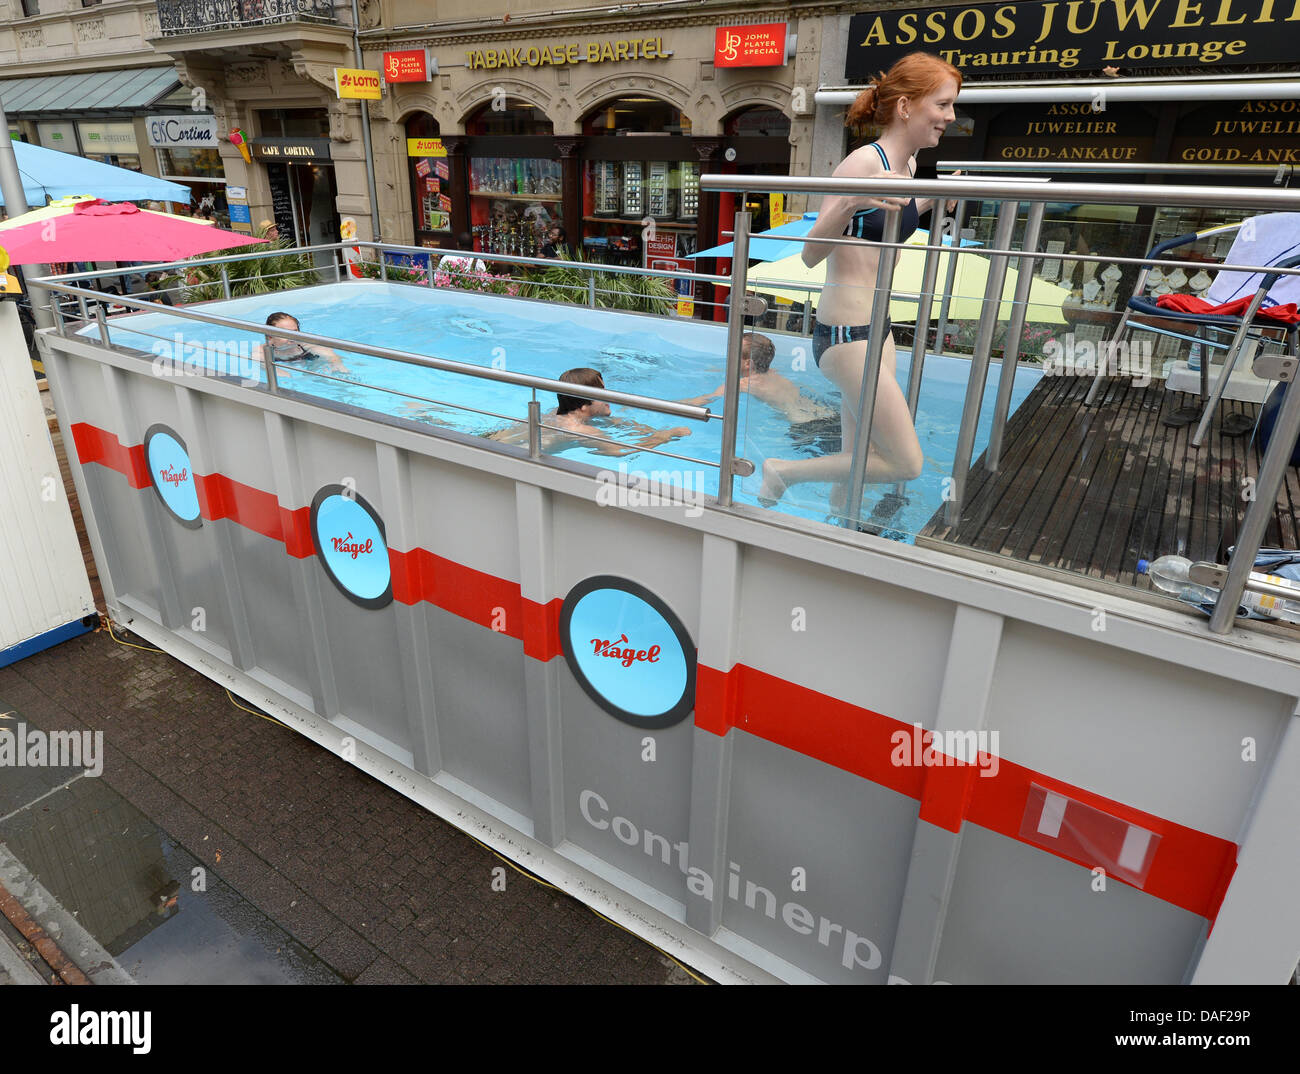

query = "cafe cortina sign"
[846,0,1300,77]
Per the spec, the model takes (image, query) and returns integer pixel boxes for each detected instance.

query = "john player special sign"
[845,0,1300,78]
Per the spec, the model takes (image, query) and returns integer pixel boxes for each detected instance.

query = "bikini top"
[844,142,919,244]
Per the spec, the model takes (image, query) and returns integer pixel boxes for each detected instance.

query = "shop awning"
[0,67,181,118]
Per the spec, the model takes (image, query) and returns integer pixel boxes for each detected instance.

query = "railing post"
[94,304,110,348]
[986,199,1045,471]
[844,208,903,526]
[1209,372,1300,633]
[904,205,948,421]
[587,276,596,308]
[946,198,1019,526]
[220,264,231,300]
[715,210,752,509]
[527,398,542,460]
[1191,284,1269,447]
[934,199,966,354]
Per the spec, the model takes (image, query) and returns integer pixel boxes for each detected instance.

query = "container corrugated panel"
[0,304,95,656]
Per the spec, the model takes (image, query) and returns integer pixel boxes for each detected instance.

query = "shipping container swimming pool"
[82,280,1042,536]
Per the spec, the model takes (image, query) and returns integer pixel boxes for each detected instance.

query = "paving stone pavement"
[0,628,703,985]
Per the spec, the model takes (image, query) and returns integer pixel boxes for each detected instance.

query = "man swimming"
[487,367,692,457]
[683,332,837,425]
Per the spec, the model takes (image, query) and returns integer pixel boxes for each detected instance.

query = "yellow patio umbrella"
[748,231,1070,325]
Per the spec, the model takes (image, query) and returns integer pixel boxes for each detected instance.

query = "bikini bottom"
[811,316,892,368]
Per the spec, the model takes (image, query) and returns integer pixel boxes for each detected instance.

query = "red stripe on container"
[696,660,1237,921]
[70,423,151,489]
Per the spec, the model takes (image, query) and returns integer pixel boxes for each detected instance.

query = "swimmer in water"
[682,332,836,426]
[488,367,692,457]
[253,312,350,377]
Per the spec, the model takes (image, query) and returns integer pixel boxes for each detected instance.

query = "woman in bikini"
[758,52,962,518]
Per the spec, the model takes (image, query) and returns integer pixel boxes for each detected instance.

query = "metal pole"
[0,97,54,331]
[946,198,1019,525]
[587,276,596,308]
[904,206,949,419]
[715,210,751,509]
[1208,372,1300,633]
[220,264,232,300]
[935,199,966,356]
[986,200,1045,471]
[1191,286,1268,447]
[350,0,383,243]
[527,398,542,459]
[843,207,903,526]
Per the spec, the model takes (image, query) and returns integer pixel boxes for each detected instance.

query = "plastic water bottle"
[1136,556,1217,604]
[1138,555,1300,624]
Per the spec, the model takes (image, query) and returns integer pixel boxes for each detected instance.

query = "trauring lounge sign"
[845,0,1300,77]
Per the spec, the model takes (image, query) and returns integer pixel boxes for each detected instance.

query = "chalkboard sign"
[267,163,295,242]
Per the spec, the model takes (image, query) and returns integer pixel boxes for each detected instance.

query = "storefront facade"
[371,10,825,275]
[815,1,1300,349]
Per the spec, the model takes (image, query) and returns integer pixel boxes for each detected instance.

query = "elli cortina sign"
[845,0,1300,78]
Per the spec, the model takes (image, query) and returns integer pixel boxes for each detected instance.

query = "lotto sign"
[406,138,447,158]
[383,49,433,82]
[335,68,382,100]
[714,23,787,67]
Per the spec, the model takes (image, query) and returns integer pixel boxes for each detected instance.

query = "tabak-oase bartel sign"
[846,0,1300,78]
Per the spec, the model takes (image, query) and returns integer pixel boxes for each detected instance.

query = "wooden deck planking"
[919,374,1300,584]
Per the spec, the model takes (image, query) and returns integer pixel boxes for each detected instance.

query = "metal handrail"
[700,173,1300,212]
[32,241,731,290]
[938,160,1297,179]
[705,172,1300,638]
[34,280,715,425]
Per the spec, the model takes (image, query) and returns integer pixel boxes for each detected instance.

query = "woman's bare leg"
[758,334,923,514]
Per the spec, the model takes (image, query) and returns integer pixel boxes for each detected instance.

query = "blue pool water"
[86,280,1042,536]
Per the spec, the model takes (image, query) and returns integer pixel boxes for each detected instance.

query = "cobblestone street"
[0,626,699,985]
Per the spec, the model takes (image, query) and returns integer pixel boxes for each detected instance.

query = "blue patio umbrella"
[692,212,819,262]
[1,140,190,208]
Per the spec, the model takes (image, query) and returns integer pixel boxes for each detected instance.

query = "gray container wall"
[40,330,1300,985]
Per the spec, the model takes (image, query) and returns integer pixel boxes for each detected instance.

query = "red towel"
[1155,293,1300,323]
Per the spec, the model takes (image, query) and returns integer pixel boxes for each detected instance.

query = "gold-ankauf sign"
[846,0,1300,78]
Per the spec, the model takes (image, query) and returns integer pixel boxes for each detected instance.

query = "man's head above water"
[556,367,610,417]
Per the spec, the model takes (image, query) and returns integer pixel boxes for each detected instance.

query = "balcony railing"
[156,0,337,35]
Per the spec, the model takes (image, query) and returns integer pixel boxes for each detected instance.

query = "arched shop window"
[406,112,454,246]
[579,97,699,266]
[465,99,558,258]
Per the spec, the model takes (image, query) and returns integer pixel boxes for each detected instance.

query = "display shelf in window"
[678,161,699,219]
[470,157,561,197]
[622,161,643,218]
[647,161,671,219]
[593,161,621,215]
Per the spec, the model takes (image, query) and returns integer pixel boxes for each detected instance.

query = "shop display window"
[407,113,454,241]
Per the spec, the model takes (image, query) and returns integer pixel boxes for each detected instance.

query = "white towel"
[1206,212,1300,309]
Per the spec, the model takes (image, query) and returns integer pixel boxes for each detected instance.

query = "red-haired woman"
[758,51,961,519]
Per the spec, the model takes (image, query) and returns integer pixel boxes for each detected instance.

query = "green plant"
[519,249,675,315]
[354,260,428,285]
[173,239,320,300]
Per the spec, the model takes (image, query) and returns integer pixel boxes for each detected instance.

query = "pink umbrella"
[0,199,266,266]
